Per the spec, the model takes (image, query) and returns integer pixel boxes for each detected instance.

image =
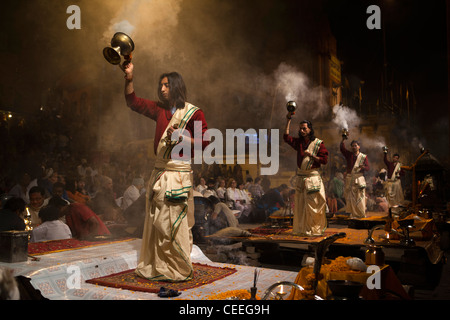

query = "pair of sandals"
[158,286,181,298]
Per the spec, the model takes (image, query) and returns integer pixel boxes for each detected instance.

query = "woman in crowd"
[226,178,251,219]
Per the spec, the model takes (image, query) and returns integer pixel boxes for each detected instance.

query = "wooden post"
[401,150,429,211]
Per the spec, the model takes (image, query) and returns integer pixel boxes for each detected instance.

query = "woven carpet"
[28,237,135,256]
[86,263,237,293]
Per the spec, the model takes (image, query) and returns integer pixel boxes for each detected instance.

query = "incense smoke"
[274,63,329,120]
[332,104,361,130]
[12,0,443,168]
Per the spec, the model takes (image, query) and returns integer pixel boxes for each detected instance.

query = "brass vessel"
[103,32,135,65]
[286,101,297,113]
[365,245,385,266]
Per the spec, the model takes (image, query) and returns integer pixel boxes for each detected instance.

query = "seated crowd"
[193,172,293,239]
[0,156,294,243]
[0,154,147,243]
[1,153,392,244]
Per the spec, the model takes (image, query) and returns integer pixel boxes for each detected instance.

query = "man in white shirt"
[30,205,72,242]
[28,186,49,227]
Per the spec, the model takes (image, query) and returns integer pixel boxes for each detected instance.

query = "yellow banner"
[330,55,341,84]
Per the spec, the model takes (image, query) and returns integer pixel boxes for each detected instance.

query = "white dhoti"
[135,103,199,282]
[344,173,367,219]
[292,138,327,236]
[384,162,404,207]
[343,152,367,219]
[385,179,404,207]
[293,169,327,236]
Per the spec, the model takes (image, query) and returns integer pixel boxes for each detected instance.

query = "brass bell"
[103,32,135,65]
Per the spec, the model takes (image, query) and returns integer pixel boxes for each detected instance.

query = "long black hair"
[298,120,316,141]
[157,72,187,109]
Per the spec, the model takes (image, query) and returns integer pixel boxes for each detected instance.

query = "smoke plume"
[274,63,329,120]
[332,104,361,130]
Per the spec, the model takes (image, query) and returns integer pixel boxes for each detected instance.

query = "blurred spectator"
[248,177,264,200]
[216,178,226,201]
[88,176,123,222]
[49,196,110,239]
[121,177,145,211]
[0,268,20,300]
[202,178,218,198]
[76,177,92,200]
[8,172,32,204]
[30,205,72,242]
[77,158,93,178]
[52,182,70,204]
[226,178,251,219]
[38,169,59,198]
[207,196,239,235]
[375,196,389,213]
[0,197,26,232]
[261,176,271,192]
[65,178,90,204]
[122,193,146,237]
[328,172,345,211]
[195,177,207,194]
[244,177,253,190]
[261,184,290,217]
[28,186,48,227]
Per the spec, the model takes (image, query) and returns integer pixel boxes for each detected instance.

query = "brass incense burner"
[103,32,135,66]
[364,224,385,244]
[286,101,297,113]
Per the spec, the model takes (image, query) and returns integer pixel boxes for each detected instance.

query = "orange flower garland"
[206,289,260,300]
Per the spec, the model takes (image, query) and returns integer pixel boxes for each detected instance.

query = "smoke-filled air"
[6,0,438,170]
[10,0,350,149]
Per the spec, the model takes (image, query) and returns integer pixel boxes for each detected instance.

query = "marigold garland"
[321,256,359,273]
[206,289,260,300]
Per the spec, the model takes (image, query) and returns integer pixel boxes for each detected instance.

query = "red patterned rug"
[28,237,135,255]
[86,263,237,293]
